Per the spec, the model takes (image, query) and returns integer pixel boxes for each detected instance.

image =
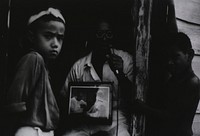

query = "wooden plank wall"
[131,0,152,135]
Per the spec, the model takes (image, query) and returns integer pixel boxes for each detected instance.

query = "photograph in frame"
[68,82,113,124]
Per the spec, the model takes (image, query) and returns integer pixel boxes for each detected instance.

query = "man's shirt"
[61,48,133,105]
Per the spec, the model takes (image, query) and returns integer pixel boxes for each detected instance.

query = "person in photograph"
[70,94,87,114]
[87,88,109,118]
[60,18,134,136]
[4,7,65,136]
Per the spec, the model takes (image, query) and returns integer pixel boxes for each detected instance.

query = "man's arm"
[108,53,135,108]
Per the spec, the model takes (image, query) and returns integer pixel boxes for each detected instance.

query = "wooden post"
[131,0,152,136]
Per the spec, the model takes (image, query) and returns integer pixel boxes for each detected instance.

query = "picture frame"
[68,82,113,124]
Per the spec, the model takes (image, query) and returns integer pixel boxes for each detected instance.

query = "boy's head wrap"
[28,7,65,25]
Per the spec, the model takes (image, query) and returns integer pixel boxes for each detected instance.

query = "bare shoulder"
[188,74,200,95]
[189,74,200,86]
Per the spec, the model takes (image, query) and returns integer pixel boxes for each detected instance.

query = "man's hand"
[107,54,124,75]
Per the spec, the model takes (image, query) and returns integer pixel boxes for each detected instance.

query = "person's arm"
[133,76,200,121]
[4,52,43,124]
[108,52,134,106]
[116,71,134,100]
[5,53,42,112]
[132,99,165,118]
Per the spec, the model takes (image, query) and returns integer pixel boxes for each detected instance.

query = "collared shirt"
[61,48,133,105]
[5,51,59,131]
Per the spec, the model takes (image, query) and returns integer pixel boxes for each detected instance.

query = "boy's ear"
[187,49,194,61]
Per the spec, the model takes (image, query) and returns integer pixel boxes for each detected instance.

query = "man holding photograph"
[60,18,134,136]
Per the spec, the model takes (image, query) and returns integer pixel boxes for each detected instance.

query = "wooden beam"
[131,0,152,135]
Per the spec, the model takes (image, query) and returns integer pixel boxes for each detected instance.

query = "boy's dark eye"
[44,33,54,40]
[57,35,64,41]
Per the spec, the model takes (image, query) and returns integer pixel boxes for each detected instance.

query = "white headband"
[28,7,65,25]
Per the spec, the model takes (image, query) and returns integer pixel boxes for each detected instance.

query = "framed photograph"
[68,82,113,124]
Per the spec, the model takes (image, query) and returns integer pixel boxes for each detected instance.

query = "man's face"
[167,47,190,76]
[33,20,65,59]
[95,21,113,55]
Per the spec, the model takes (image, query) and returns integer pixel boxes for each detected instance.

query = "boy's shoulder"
[18,51,45,67]
[184,72,200,95]
[21,51,44,63]
[24,51,43,59]
[188,73,200,87]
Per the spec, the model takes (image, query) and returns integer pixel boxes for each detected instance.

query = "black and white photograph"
[0,0,200,136]
[68,82,112,118]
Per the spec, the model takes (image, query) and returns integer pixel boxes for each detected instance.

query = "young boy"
[4,7,65,136]
[135,32,200,136]
[162,32,200,136]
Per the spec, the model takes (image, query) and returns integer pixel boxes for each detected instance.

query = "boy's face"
[167,47,190,76]
[33,20,65,59]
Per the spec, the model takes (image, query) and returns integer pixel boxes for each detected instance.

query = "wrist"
[116,71,127,79]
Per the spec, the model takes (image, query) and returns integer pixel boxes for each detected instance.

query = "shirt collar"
[84,52,93,68]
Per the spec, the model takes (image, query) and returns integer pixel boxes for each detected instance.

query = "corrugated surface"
[177,20,200,54]
[175,0,200,25]
[174,0,200,54]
